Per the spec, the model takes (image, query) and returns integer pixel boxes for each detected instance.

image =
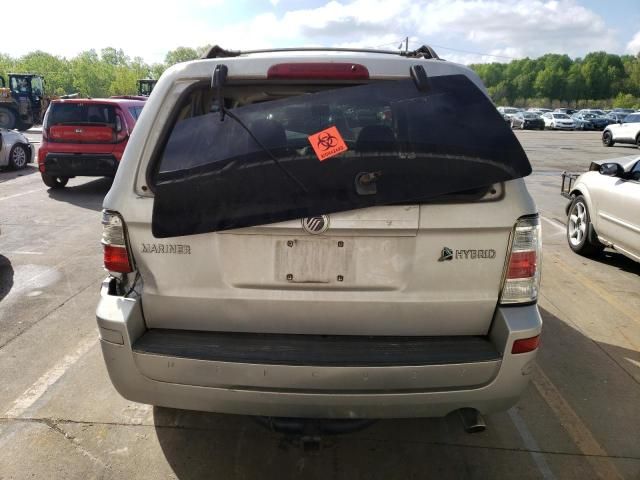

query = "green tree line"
[470,52,640,109]
[0,46,209,98]
[2,47,639,108]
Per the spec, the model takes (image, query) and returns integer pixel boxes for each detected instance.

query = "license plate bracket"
[277,239,350,283]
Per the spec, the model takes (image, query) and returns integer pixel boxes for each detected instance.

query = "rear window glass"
[48,103,117,126]
[151,75,532,238]
[129,106,144,120]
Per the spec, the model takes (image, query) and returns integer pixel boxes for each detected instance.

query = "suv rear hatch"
[45,102,123,148]
[127,61,533,337]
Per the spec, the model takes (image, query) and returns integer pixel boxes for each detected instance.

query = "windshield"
[553,113,570,119]
[523,113,538,119]
[151,75,531,238]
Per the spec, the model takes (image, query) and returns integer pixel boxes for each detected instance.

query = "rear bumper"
[42,153,118,177]
[96,280,542,418]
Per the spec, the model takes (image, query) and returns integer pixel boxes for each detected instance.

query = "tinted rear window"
[48,103,117,126]
[129,106,144,120]
[151,75,532,238]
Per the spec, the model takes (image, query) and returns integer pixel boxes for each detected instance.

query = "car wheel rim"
[12,147,26,168]
[568,202,587,246]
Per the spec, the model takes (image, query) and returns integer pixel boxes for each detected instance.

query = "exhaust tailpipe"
[458,408,486,433]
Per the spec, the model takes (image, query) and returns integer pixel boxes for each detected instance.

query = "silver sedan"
[0,128,33,170]
[564,156,640,263]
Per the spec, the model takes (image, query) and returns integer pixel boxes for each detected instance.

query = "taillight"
[511,335,540,354]
[101,210,133,273]
[500,215,541,305]
[114,114,128,143]
[267,63,370,80]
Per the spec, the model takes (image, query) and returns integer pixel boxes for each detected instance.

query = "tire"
[8,144,28,170]
[0,107,17,130]
[602,130,614,147]
[567,195,604,256]
[636,135,640,149]
[41,173,69,189]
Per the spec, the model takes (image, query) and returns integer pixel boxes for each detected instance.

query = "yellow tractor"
[0,73,47,130]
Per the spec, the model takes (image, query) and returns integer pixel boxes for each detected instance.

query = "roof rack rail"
[201,45,440,60]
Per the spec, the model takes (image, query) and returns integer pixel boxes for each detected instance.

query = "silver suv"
[96,47,542,422]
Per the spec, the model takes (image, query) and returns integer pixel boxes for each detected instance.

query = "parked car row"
[497,105,639,132]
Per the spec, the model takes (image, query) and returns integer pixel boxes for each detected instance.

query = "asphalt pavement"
[0,130,639,479]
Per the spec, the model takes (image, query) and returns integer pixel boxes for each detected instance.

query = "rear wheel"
[567,196,603,256]
[8,144,28,170]
[41,173,68,189]
[0,107,16,130]
[602,130,614,147]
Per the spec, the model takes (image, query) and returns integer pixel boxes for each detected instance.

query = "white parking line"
[0,189,42,202]
[541,215,566,232]
[508,408,556,480]
[3,337,98,418]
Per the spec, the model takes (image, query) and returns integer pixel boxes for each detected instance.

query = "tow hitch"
[254,417,377,451]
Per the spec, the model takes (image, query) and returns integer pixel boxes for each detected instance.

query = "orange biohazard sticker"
[307,126,348,162]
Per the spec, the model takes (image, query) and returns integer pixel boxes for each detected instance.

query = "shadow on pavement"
[0,164,39,182]
[590,249,640,276]
[151,307,640,479]
[0,255,14,302]
[46,177,112,212]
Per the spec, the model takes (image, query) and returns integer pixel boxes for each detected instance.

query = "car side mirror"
[599,162,624,177]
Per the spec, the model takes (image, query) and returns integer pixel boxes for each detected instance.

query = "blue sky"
[5,0,640,64]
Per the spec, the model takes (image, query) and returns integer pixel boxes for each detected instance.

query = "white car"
[602,112,640,148]
[496,106,520,122]
[0,128,33,170]
[542,112,575,130]
[528,108,552,115]
[563,156,640,262]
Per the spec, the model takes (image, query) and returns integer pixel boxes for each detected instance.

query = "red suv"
[38,97,145,188]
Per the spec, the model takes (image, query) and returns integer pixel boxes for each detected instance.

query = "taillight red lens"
[507,251,537,279]
[267,63,370,80]
[102,211,133,273]
[500,215,541,305]
[511,335,540,354]
[103,244,132,273]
